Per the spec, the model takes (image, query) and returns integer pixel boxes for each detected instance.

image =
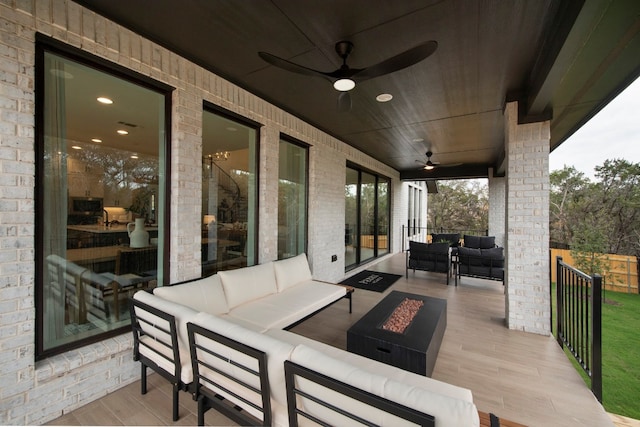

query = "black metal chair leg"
[140,364,147,395]
[197,395,206,426]
[172,383,179,421]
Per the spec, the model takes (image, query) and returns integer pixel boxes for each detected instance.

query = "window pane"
[40,51,166,354]
[278,140,307,259]
[377,178,389,255]
[345,168,358,268]
[360,172,376,262]
[202,110,257,276]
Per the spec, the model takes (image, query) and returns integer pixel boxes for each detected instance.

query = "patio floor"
[47,252,617,426]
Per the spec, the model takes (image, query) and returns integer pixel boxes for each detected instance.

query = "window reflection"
[39,50,166,356]
[201,109,258,276]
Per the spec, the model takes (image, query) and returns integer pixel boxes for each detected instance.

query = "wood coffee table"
[347,291,447,376]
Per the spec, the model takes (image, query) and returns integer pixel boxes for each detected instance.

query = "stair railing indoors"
[555,256,603,402]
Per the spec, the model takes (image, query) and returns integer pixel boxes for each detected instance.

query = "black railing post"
[556,256,564,347]
[591,274,603,402]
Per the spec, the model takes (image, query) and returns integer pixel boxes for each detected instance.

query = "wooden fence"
[550,249,638,293]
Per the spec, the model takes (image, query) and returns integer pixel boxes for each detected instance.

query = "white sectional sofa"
[130,253,480,426]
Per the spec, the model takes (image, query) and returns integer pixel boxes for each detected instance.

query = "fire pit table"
[347,290,447,376]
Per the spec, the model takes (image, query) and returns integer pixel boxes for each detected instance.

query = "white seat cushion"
[154,274,229,315]
[273,253,312,292]
[227,281,345,330]
[218,262,277,309]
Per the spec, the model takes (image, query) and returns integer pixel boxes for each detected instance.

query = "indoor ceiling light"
[97,97,113,104]
[71,145,82,150]
[91,138,102,143]
[376,93,393,102]
[117,129,128,135]
[333,78,355,92]
[424,162,435,171]
[130,153,139,159]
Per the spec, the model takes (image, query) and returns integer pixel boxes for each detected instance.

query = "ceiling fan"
[416,151,462,171]
[258,40,437,111]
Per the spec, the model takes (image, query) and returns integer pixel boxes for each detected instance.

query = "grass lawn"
[552,285,640,419]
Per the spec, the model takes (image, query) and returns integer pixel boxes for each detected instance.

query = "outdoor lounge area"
[46,253,614,427]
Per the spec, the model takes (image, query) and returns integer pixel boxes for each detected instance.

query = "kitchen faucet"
[103,209,109,227]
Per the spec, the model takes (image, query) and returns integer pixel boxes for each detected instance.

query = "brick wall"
[504,102,550,335]
[0,1,403,424]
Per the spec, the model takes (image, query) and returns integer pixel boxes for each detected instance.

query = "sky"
[549,76,640,180]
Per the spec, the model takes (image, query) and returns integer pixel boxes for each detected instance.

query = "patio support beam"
[503,102,551,335]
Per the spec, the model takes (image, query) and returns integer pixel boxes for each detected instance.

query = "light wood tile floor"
[48,253,616,427]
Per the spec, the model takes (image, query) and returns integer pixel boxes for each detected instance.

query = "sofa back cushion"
[218,262,278,309]
[273,253,312,292]
[154,274,229,315]
[289,344,479,427]
[464,235,495,249]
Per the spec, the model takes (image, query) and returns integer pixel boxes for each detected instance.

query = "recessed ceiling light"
[376,93,393,102]
[71,145,82,150]
[97,97,113,104]
[130,154,139,159]
[412,138,424,143]
[117,129,129,135]
[91,138,102,143]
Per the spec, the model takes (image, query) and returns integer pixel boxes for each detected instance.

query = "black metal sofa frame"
[187,322,271,426]
[284,360,436,427]
[406,241,451,285]
[455,246,505,285]
[130,298,189,421]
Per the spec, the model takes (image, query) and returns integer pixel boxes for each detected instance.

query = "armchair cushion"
[463,235,495,249]
[458,247,482,266]
[480,247,504,268]
[219,262,277,309]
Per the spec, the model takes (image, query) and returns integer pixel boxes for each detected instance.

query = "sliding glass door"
[345,165,390,270]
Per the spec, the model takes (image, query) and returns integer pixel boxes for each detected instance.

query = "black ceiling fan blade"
[354,40,438,80]
[337,91,352,112]
[258,51,330,79]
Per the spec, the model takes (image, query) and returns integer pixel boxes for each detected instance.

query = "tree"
[549,166,590,245]
[427,180,488,233]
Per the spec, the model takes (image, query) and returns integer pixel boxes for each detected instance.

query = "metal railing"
[555,256,603,402]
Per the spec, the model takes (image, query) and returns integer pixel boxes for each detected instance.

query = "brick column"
[504,102,550,335]
[488,168,506,247]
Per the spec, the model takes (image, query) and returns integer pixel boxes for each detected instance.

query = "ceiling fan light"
[424,162,435,171]
[333,78,355,91]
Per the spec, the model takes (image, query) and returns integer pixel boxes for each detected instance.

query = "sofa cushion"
[218,262,278,309]
[227,280,346,330]
[480,247,504,268]
[154,274,229,315]
[464,235,495,249]
[289,344,479,427]
[132,290,197,384]
[190,312,295,409]
[458,246,483,266]
[273,253,312,292]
